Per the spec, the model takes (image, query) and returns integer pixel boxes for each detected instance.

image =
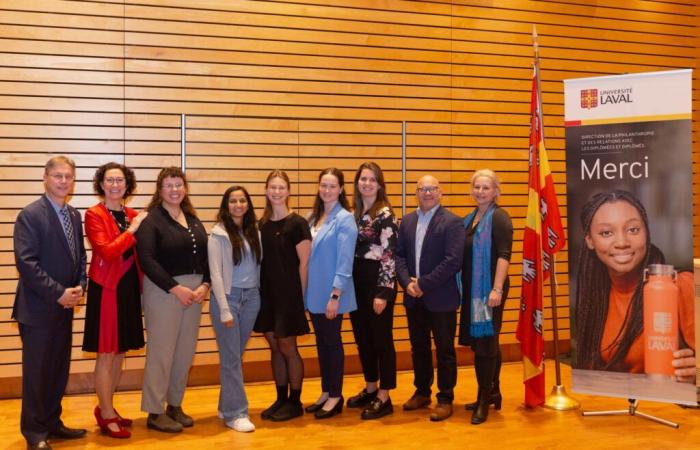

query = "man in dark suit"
[13,156,88,450]
[395,174,465,422]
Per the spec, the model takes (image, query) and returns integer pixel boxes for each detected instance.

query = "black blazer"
[395,205,465,312]
[13,196,87,326]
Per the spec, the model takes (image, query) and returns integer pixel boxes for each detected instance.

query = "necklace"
[107,207,128,232]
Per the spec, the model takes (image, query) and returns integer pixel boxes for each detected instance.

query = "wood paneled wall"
[0,0,697,396]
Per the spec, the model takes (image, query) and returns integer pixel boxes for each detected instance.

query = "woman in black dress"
[459,169,513,425]
[255,170,312,422]
[83,162,148,439]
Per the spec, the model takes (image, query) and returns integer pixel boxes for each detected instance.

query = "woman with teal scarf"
[459,169,513,425]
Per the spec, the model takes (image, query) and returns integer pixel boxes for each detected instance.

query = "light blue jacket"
[305,203,358,314]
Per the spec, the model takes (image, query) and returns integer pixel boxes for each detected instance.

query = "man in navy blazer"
[395,175,465,422]
[13,156,87,450]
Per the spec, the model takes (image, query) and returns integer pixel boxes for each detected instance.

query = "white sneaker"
[217,410,224,419]
[226,416,255,433]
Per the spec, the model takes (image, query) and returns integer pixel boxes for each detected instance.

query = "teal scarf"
[464,204,495,337]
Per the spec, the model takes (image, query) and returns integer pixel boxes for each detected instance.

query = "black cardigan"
[136,205,210,292]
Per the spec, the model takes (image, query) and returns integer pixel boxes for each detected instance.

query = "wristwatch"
[330,293,340,301]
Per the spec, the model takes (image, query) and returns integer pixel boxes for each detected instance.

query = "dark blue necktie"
[59,208,76,261]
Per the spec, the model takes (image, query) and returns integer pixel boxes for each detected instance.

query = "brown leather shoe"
[402,394,431,411]
[429,402,453,421]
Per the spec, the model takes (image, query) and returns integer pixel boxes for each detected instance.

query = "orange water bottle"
[643,264,679,377]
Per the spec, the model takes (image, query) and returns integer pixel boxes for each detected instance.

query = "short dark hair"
[92,162,137,198]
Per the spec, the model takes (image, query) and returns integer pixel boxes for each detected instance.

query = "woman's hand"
[193,283,210,304]
[672,348,696,383]
[170,284,195,307]
[373,298,387,315]
[326,297,339,319]
[487,288,503,307]
[127,211,148,234]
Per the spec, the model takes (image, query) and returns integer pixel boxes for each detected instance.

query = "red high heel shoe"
[101,416,131,439]
[95,406,131,438]
[94,406,106,427]
[113,408,133,427]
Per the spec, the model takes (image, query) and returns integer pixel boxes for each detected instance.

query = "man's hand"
[407,277,424,298]
[58,286,83,309]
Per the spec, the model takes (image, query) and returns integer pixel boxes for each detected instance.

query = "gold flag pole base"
[543,384,580,411]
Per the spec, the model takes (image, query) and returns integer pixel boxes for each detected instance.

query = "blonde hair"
[471,169,500,198]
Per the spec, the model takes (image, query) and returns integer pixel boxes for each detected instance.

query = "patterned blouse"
[355,206,398,300]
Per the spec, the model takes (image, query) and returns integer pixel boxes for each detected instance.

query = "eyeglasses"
[417,186,439,194]
[104,177,126,185]
[163,183,184,190]
[49,173,74,182]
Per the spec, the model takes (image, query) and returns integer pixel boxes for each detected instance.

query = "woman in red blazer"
[82,162,148,439]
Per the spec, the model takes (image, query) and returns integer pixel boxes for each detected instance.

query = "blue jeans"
[210,287,261,420]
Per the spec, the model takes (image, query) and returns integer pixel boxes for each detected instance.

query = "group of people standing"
[13,156,513,450]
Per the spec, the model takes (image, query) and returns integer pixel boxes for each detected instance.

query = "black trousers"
[350,260,397,390]
[406,302,457,403]
[311,313,344,397]
[19,317,72,445]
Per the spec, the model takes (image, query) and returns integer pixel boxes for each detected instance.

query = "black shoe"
[465,391,502,411]
[269,400,304,422]
[166,405,194,427]
[27,441,51,450]
[471,389,490,425]
[347,388,377,408]
[261,398,286,420]
[314,397,343,419]
[361,398,393,420]
[48,424,87,440]
[305,401,325,414]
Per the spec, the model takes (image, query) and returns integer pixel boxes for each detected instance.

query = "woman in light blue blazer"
[305,167,358,419]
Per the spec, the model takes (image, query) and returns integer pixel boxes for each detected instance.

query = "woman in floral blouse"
[346,161,399,420]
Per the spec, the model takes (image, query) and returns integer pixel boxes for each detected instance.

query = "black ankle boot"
[466,386,503,411]
[471,388,489,425]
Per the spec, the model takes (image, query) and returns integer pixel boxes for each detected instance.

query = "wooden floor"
[1,361,698,449]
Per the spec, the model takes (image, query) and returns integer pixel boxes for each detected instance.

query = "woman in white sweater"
[208,186,262,432]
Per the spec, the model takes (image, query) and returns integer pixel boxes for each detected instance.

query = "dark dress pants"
[466,286,508,390]
[406,302,457,404]
[311,313,344,397]
[19,316,72,445]
[350,260,397,390]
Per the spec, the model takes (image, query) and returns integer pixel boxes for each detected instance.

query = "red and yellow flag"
[516,66,566,408]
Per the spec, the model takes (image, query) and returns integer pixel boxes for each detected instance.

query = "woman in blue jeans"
[208,186,262,432]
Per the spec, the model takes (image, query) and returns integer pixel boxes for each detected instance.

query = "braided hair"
[574,190,664,371]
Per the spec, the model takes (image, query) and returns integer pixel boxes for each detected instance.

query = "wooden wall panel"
[0,0,696,397]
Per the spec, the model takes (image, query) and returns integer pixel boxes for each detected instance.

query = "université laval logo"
[580,89,598,109]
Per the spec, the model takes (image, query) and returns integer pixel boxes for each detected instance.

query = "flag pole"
[532,24,580,411]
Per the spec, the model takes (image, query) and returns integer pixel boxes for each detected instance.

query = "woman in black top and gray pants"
[137,167,210,433]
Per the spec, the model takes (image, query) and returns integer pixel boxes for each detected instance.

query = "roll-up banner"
[564,69,697,405]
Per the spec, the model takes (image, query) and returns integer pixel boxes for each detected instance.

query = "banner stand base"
[582,398,679,428]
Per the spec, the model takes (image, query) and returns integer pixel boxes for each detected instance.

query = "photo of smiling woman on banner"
[573,190,695,382]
